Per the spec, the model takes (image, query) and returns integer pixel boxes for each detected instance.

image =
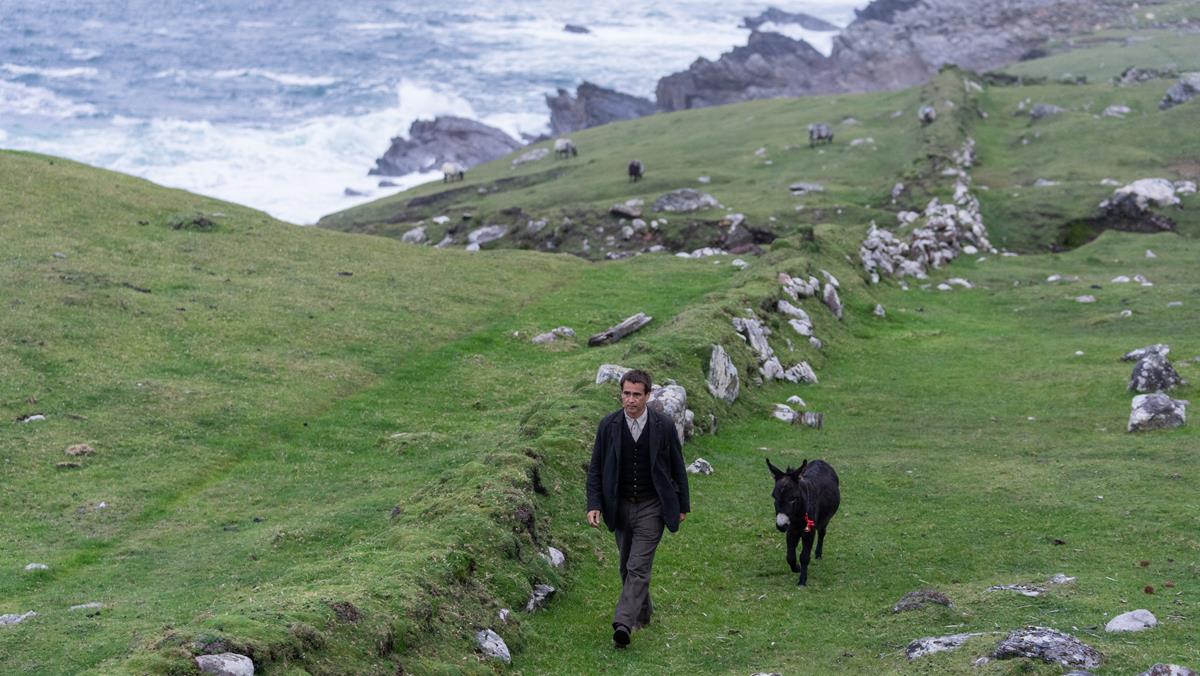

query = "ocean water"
[1,1,864,224]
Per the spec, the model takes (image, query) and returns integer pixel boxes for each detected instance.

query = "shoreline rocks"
[370,116,521,176]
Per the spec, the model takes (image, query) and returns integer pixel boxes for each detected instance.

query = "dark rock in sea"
[563,24,590,34]
[655,0,1122,112]
[370,116,521,176]
[344,187,368,197]
[546,82,657,135]
[741,7,840,32]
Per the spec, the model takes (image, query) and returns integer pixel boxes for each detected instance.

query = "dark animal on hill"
[918,105,937,125]
[767,458,840,586]
[554,138,578,158]
[441,161,465,182]
[628,159,644,182]
[807,123,833,147]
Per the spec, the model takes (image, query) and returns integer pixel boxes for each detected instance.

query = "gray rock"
[1075,295,1096,303]
[370,116,521,176]
[0,611,36,626]
[1102,104,1131,118]
[786,395,806,407]
[532,326,575,345]
[893,589,955,613]
[822,283,844,320]
[524,584,556,612]
[511,147,550,166]
[742,7,840,31]
[906,632,982,660]
[546,82,657,135]
[649,384,691,442]
[732,317,774,363]
[1100,178,1181,216]
[874,304,886,317]
[467,225,507,247]
[1159,72,1200,110]
[1030,103,1066,121]
[541,546,565,568]
[401,226,427,244]
[686,458,714,475]
[1129,352,1182,392]
[609,203,643,219]
[497,608,510,622]
[788,181,824,195]
[24,563,49,572]
[1140,664,1197,676]
[782,361,818,385]
[195,653,255,676]
[653,189,720,213]
[68,602,103,612]
[595,364,630,385]
[992,626,1102,670]
[787,317,813,337]
[476,629,511,663]
[706,344,740,404]
[1048,573,1076,585]
[986,583,1045,597]
[1105,608,1157,632]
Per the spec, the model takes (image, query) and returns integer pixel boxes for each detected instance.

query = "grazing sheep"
[441,161,465,182]
[918,105,937,125]
[628,159,644,182]
[554,138,578,158]
[807,123,833,147]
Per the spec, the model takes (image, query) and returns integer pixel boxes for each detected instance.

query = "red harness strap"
[803,513,815,533]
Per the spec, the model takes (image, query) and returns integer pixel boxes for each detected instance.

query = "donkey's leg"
[797,532,815,586]
[786,528,801,573]
[815,526,827,559]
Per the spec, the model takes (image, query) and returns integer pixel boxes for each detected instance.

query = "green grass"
[3,26,1200,674]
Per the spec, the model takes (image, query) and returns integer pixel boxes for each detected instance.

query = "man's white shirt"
[625,409,648,442]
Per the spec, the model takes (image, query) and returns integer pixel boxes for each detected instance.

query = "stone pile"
[706,345,740,404]
[860,138,996,284]
[732,317,817,384]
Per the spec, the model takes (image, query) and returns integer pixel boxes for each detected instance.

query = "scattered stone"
[1075,295,1096,303]
[686,458,714,475]
[595,364,630,384]
[1034,178,1060,187]
[1128,393,1188,432]
[195,653,255,676]
[731,258,749,270]
[57,461,82,469]
[1100,178,1181,214]
[1112,275,1131,283]
[53,252,67,259]
[1176,180,1197,195]
[541,546,565,568]
[706,344,740,404]
[588,313,652,346]
[986,583,1046,597]
[24,563,49,572]
[892,589,955,613]
[65,444,94,457]
[1030,103,1066,121]
[1168,301,1183,308]
[787,317,813,338]
[0,611,37,626]
[1129,352,1182,392]
[1159,72,1200,110]
[497,608,510,622]
[822,283,843,320]
[782,361,818,385]
[532,326,576,345]
[809,336,823,350]
[653,189,719,213]
[512,148,550,166]
[17,414,46,423]
[648,383,693,442]
[937,283,952,291]
[786,396,806,408]
[1048,573,1076,585]
[609,203,642,219]
[697,175,711,184]
[401,226,427,244]
[68,602,103,612]
[906,633,982,660]
[992,626,1102,670]
[947,277,973,288]
[467,225,507,248]
[1123,344,1170,362]
[788,182,824,195]
[1146,248,1158,258]
[476,629,511,663]
[1102,105,1132,118]
[849,137,875,146]
[1139,664,1197,676]
[778,272,820,300]
[524,584,556,612]
[772,403,799,424]
[1105,608,1157,632]
[1101,178,1121,186]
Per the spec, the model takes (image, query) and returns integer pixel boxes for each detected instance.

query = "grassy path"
[518,232,1199,674]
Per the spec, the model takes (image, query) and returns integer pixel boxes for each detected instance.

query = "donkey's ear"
[798,459,809,473]
[766,458,784,479]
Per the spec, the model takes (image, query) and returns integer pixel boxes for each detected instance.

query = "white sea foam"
[67,48,103,61]
[347,22,411,31]
[210,69,338,87]
[2,64,100,79]
[0,80,97,117]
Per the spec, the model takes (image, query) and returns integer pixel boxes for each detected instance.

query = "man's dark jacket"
[586,407,691,533]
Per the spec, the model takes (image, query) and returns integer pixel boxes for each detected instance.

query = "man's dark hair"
[619,369,652,393]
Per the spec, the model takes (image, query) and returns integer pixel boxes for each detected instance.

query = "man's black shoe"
[612,625,630,647]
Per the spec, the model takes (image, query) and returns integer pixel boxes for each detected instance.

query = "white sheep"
[441,161,465,182]
[554,138,578,158]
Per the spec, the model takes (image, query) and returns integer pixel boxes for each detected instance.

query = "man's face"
[620,381,649,419]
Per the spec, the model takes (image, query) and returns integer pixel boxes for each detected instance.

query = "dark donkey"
[767,458,840,586]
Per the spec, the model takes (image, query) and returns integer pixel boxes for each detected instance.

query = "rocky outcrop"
[742,7,840,32]
[1159,72,1200,110]
[1128,352,1182,393]
[992,626,1103,670]
[1128,393,1188,432]
[706,344,740,404]
[371,116,522,176]
[1105,609,1157,632]
[195,653,255,676]
[655,0,1121,112]
[546,82,657,135]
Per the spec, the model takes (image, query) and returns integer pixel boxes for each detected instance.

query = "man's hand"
[586,510,601,528]
[679,513,686,523]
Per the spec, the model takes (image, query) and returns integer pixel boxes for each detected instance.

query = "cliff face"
[545,82,657,135]
[370,116,521,176]
[656,0,1123,112]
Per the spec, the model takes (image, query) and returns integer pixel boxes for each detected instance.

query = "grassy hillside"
[3,27,1199,675]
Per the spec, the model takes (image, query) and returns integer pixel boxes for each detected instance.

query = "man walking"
[586,369,690,647]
